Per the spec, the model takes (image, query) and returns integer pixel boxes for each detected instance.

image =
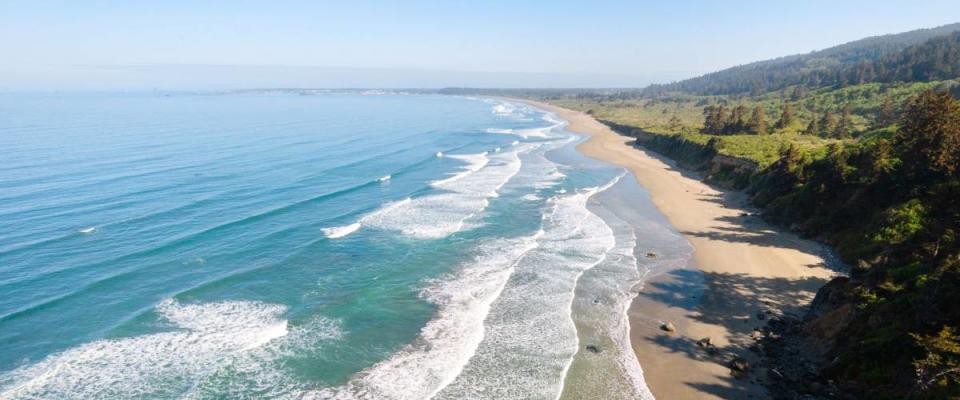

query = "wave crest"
[0,299,338,399]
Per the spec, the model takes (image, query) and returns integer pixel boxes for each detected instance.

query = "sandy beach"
[523,100,841,399]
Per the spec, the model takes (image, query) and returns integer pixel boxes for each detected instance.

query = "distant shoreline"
[516,98,840,399]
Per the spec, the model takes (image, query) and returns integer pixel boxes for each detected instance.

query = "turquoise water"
[0,93,691,399]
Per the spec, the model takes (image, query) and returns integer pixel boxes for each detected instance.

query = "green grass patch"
[545,80,959,168]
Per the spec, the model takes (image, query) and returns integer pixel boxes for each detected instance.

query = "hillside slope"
[645,23,960,95]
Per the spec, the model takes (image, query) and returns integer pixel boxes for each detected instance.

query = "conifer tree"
[819,110,837,138]
[748,106,768,135]
[776,103,795,129]
[878,96,896,127]
[804,117,820,136]
[702,105,726,134]
[834,104,853,138]
[780,143,803,173]
[896,90,960,178]
[731,105,749,134]
[716,105,731,134]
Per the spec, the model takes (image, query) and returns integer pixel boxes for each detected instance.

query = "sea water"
[0,92,691,399]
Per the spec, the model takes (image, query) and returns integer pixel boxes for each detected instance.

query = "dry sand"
[522,100,841,399]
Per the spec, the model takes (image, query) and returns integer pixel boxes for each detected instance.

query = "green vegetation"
[585,85,960,399]
[753,90,960,398]
[872,199,926,245]
[443,24,960,398]
[644,24,960,95]
[549,79,960,171]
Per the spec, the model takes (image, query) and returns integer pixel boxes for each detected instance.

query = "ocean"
[0,92,692,399]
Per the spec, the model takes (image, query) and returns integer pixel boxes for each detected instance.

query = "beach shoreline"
[517,99,841,399]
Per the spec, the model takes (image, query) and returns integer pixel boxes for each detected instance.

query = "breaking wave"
[0,299,341,399]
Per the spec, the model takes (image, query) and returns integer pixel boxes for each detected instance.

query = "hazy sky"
[2,0,959,89]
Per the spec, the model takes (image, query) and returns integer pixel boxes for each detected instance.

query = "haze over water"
[0,92,690,399]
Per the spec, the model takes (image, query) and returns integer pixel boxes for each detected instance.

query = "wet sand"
[523,100,840,399]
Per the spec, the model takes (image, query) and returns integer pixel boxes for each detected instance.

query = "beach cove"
[526,100,843,399]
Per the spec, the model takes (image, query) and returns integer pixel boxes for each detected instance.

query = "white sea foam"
[491,103,515,116]
[487,122,560,140]
[433,175,621,399]
[436,152,444,158]
[356,146,532,239]
[596,171,627,193]
[481,102,652,398]
[364,197,413,217]
[543,112,565,126]
[0,299,339,400]
[515,126,553,138]
[378,174,391,182]
[320,198,411,239]
[560,192,656,400]
[488,101,544,121]
[321,146,526,240]
[430,152,489,187]
[78,227,96,234]
[524,125,565,140]
[311,233,542,400]
[507,139,566,191]
[504,112,565,139]
[487,101,567,140]
[317,101,647,399]
[615,261,656,400]
[533,167,566,189]
[609,230,652,394]
[322,223,362,239]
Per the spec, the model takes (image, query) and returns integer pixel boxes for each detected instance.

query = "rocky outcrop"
[758,277,860,399]
[802,277,857,356]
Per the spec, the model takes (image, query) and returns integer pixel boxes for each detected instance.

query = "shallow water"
[0,92,691,399]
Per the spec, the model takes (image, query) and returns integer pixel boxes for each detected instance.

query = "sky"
[2,0,959,89]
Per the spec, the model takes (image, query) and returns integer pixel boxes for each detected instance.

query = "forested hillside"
[644,23,960,95]
[751,90,960,399]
